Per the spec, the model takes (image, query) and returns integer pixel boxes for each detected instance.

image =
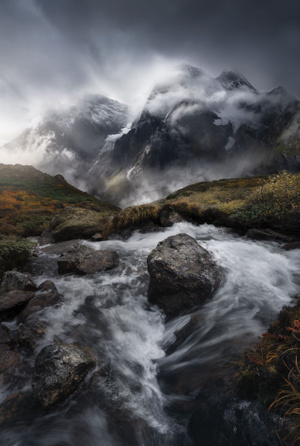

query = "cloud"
[0,0,299,145]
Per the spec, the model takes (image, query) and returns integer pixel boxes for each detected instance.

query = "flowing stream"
[1,222,300,445]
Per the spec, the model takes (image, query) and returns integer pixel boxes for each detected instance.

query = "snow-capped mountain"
[95,64,300,206]
[1,94,130,190]
[1,65,299,207]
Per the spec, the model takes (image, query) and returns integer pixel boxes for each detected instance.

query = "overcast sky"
[0,0,299,144]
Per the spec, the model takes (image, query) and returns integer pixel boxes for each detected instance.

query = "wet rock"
[0,271,37,294]
[0,392,37,428]
[282,241,300,251]
[246,228,294,243]
[58,245,119,275]
[18,281,62,322]
[91,233,104,241]
[147,234,222,317]
[168,314,205,353]
[0,323,13,345]
[159,206,182,227]
[32,343,96,408]
[0,344,21,374]
[41,240,81,255]
[37,280,58,294]
[18,319,48,350]
[188,393,282,446]
[0,290,35,320]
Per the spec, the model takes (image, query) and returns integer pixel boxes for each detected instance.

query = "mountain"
[1,95,130,191]
[2,65,299,207]
[94,64,300,206]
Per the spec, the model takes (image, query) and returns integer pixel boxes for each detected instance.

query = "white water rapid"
[0,223,299,446]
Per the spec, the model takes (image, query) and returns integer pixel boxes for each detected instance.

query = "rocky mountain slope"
[1,95,130,192]
[98,64,300,205]
[1,65,299,207]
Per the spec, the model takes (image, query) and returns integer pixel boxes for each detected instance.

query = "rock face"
[58,245,119,275]
[32,343,96,408]
[147,234,222,316]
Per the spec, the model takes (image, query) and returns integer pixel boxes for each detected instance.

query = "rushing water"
[1,223,299,446]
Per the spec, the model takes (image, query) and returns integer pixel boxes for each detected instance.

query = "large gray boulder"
[32,343,96,408]
[147,233,222,316]
[57,245,119,275]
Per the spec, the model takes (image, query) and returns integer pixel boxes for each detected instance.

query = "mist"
[0,0,299,145]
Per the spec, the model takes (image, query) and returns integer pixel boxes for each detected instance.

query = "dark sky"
[0,0,299,143]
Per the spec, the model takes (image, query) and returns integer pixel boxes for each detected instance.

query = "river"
[1,222,299,445]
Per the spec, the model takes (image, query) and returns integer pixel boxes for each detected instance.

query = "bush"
[0,238,35,273]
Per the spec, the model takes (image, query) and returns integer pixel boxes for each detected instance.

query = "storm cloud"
[0,0,299,144]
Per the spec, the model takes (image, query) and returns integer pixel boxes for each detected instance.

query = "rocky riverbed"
[0,222,299,445]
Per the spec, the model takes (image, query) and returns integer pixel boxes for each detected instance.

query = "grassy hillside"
[0,164,119,237]
[107,172,300,236]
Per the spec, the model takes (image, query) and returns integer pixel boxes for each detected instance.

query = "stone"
[32,343,96,408]
[0,344,21,374]
[159,206,182,227]
[41,240,81,256]
[18,319,48,350]
[91,233,104,241]
[18,281,62,323]
[0,392,37,428]
[57,245,119,275]
[246,228,294,243]
[0,271,37,294]
[282,241,300,251]
[147,233,222,317]
[0,324,13,345]
[0,290,35,319]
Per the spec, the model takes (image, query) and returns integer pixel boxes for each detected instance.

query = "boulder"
[0,324,13,345]
[32,343,96,408]
[0,392,36,428]
[282,241,300,251]
[18,319,48,350]
[41,240,80,256]
[18,281,62,322]
[0,271,37,294]
[57,245,119,275]
[0,290,35,319]
[0,344,21,374]
[147,234,222,317]
[159,206,182,227]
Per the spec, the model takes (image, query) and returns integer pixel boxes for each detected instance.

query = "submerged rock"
[147,233,222,316]
[32,343,96,408]
[188,393,282,446]
[0,271,37,294]
[58,245,119,275]
[246,228,294,243]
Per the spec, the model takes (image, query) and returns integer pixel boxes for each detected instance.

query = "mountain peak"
[216,69,256,91]
[176,63,206,79]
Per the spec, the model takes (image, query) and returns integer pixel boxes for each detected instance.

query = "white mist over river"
[1,223,299,446]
